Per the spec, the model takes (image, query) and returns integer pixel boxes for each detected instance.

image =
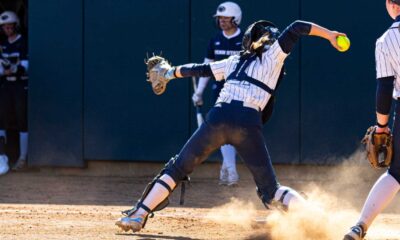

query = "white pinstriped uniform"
[209,41,287,110]
[376,21,400,97]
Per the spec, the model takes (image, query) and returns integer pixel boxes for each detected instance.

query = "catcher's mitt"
[145,55,174,95]
[361,126,393,169]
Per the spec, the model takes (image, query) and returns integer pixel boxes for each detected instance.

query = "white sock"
[358,172,400,229]
[274,186,306,210]
[136,174,176,217]
[19,132,28,160]
[220,144,236,171]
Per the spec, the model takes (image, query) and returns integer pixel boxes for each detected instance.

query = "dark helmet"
[390,0,400,5]
[242,20,280,53]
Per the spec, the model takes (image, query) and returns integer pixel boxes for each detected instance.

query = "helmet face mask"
[214,1,242,27]
[242,20,280,53]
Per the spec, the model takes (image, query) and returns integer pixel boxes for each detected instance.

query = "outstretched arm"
[173,63,214,78]
[309,23,346,50]
[146,56,224,95]
[160,63,214,80]
[167,59,227,81]
[278,20,346,54]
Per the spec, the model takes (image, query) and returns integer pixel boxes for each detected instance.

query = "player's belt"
[215,100,261,112]
[243,101,261,111]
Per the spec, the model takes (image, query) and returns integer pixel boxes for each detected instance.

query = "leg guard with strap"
[122,155,190,228]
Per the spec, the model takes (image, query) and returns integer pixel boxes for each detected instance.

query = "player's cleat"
[219,167,239,186]
[115,215,145,232]
[0,154,9,175]
[343,224,366,240]
[226,169,239,187]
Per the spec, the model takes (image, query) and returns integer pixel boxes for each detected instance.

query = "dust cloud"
[265,190,358,240]
[207,149,395,239]
[206,197,257,225]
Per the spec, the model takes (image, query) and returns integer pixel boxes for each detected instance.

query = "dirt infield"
[1,160,400,240]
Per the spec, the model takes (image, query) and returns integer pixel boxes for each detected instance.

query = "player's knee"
[165,151,205,181]
[163,155,191,183]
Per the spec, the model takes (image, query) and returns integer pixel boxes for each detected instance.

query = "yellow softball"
[337,36,350,52]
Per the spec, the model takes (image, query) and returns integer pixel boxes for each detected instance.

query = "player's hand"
[145,55,174,95]
[192,92,203,106]
[328,31,346,51]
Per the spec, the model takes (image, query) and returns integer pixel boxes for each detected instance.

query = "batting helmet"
[0,11,20,26]
[242,20,280,53]
[213,2,242,26]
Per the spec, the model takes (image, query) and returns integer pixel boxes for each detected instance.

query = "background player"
[0,11,29,171]
[192,1,243,186]
[116,19,347,233]
[343,0,400,239]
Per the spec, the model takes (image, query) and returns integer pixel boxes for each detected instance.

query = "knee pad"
[163,155,190,205]
[164,154,190,183]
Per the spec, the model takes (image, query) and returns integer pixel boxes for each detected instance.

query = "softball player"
[192,1,244,186]
[344,1,400,239]
[0,11,28,172]
[116,19,346,233]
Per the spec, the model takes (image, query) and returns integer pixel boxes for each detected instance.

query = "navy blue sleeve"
[206,38,215,60]
[376,76,395,115]
[179,63,213,78]
[278,20,312,54]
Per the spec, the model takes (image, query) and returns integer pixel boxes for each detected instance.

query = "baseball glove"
[361,126,393,169]
[145,55,174,95]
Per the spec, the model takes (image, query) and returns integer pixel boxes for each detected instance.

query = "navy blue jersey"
[0,34,28,81]
[206,30,243,61]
